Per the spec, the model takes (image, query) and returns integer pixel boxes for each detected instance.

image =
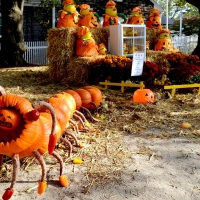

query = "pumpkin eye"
[145,93,148,96]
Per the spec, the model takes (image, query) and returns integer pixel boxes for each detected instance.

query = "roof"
[149,0,164,12]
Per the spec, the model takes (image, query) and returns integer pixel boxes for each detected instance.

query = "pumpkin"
[82,86,102,110]
[65,90,82,110]
[146,13,162,30]
[154,38,173,51]
[53,92,76,118]
[127,16,144,25]
[75,88,92,108]
[133,89,155,104]
[0,94,44,156]
[78,14,100,28]
[57,0,79,28]
[46,97,71,132]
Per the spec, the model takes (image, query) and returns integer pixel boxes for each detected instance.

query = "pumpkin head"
[127,16,144,25]
[133,89,155,104]
[154,38,173,51]
[78,14,100,28]
[0,94,44,156]
[146,13,162,30]
[0,109,21,131]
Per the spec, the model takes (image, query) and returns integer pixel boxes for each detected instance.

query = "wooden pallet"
[99,80,145,93]
[164,84,200,96]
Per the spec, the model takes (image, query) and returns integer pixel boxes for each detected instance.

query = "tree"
[0,0,28,67]
[186,0,200,56]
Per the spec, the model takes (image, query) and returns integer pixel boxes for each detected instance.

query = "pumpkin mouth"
[0,120,12,128]
[90,22,98,27]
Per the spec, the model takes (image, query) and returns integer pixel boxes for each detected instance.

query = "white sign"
[131,53,145,76]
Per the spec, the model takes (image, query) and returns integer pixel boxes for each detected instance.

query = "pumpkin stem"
[60,137,72,157]
[10,154,20,190]
[0,86,6,96]
[80,106,100,122]
[33,150,47,182]
[32,101,56,135]
[51,151,63,176]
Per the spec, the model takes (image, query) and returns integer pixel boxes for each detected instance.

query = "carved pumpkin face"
[154,38,173,51]
[133,89,155,104]
[128,16,144,25]
[0,109,21,131]
[78,14,100,28]
[146,14,162,30]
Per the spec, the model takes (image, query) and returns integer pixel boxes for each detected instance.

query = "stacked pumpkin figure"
[0,85,102,200]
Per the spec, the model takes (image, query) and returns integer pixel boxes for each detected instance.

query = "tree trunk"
[0,0,28,67]
[186,0,200,58]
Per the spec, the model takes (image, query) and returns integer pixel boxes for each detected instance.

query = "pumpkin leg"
[72,113,85,128]
[60,137,72,157]
[2,154,20,200]
[51,151,63,176]
[63,130,79,147]
[33,150,46,182]
[80,106,99,122]
[51,151,69,187]
[69,119,79,134]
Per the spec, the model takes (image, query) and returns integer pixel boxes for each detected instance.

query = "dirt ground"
[0,66,200,200]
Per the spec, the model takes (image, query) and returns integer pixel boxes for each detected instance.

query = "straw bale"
[49,55,107,86]
[146,28,160,50]
[146,50,171,73]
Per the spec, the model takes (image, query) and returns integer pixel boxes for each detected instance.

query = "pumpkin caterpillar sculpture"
[0,85,102,200]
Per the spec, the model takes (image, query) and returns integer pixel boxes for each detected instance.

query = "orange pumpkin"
[65,90,82,110]
[146,13,162,30]
[46,97,71,132]
[78,14,100,28]
[154,38,173,51]
[76,39,99,57]
[82,86,102,110]
[127,16,144,25]
[0,94,44,156]
[133,89,155,104]
[75,88,92,108]
[57,13,78,28]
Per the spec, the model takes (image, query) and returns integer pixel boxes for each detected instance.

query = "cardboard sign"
[131,52,145,76]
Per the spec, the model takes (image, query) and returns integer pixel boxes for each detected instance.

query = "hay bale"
[52,56,107,86]
[146,28,160,50]
[47,27,110,85]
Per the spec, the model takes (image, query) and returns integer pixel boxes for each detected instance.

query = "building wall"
[23,6,50,41]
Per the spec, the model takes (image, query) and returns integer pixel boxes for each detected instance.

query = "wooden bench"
[99,80,145,93]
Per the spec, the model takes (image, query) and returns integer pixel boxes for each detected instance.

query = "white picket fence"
[24,41,48,65]
[170,34,198,54]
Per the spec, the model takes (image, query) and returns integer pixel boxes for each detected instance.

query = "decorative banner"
[131,52,145,76]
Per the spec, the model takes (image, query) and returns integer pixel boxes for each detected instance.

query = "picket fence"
[170,34,198,54]
[0,35,198,65]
